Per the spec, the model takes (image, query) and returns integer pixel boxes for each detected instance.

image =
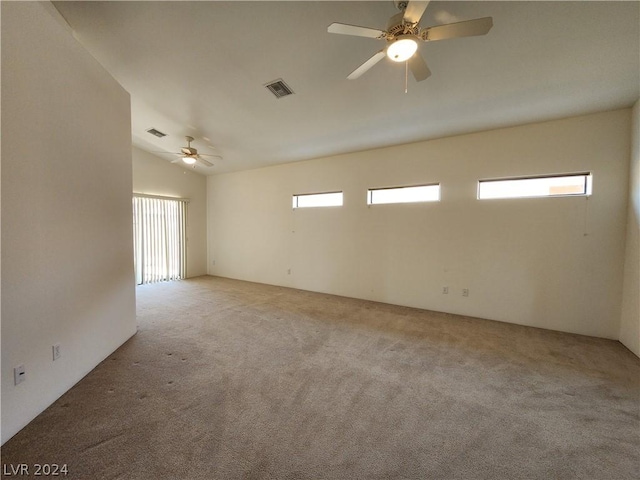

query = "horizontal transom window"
[478,173,592,200]
[367,184,440,205]
[292,191,343,209]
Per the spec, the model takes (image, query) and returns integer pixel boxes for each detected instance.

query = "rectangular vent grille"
[146,128,167,138]
[265,79,294,99]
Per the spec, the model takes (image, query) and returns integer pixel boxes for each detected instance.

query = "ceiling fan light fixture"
[182,156,197,165]
[386,35,418,62]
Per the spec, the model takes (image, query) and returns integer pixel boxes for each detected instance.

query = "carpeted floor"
[2,276,639,479]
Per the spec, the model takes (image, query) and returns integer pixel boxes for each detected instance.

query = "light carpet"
[2,276,639,479]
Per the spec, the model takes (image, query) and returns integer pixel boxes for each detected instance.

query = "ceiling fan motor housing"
[387,12,420,40]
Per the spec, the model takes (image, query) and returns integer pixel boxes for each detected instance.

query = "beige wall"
[132,147,208,278]
[208,109,631,339]
[1,2,136,443]
[619,100,640,356]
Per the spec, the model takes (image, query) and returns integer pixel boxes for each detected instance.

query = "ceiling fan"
[328,0,493,82]
[161,136,221,167]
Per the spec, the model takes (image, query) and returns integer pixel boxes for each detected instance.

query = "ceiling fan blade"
[347,50,386,80]
[328,22,385,39]
[409,53,431,82]
[403,1,430,24]
[425,17,493,42]
[197,157,214,167]
[198,153,222,158]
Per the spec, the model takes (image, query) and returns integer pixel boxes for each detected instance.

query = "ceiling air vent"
[146,128,167,138]
[265,79,294,99]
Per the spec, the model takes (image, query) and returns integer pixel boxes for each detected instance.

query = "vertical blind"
[133,195,187,285]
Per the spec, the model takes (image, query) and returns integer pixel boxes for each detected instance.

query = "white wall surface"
[1,2,136,444]
[208,109,631,339]
[619,100,640,356]
[132,147,208,278]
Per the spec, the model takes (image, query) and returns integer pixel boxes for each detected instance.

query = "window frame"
[477,172,592,200]
[367,183,441,206]
[292,191,344,209]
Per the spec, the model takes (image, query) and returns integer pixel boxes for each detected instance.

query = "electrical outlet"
[52,344,61,361]
[462,288,469,297]
[14,365,26,385]
[211,260,216,266]
[442,286,449,294]
[287,269,291,275]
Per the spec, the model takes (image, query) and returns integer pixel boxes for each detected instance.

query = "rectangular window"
[367,184,440,205]
[478,173,592,200]
[292,191,343,209]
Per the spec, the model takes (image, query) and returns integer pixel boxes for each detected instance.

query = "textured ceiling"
[53,1,639,175]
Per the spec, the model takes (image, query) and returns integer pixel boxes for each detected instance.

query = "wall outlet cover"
[53,344,61,361]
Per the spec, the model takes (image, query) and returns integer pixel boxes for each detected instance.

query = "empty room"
[1,1,639,479]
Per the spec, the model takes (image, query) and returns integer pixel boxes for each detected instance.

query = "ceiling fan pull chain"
[405,61,409,94]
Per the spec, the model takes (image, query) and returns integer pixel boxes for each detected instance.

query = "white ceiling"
[53,1,639,175]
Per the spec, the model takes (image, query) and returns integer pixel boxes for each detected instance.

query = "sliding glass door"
[133,195,187,285]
